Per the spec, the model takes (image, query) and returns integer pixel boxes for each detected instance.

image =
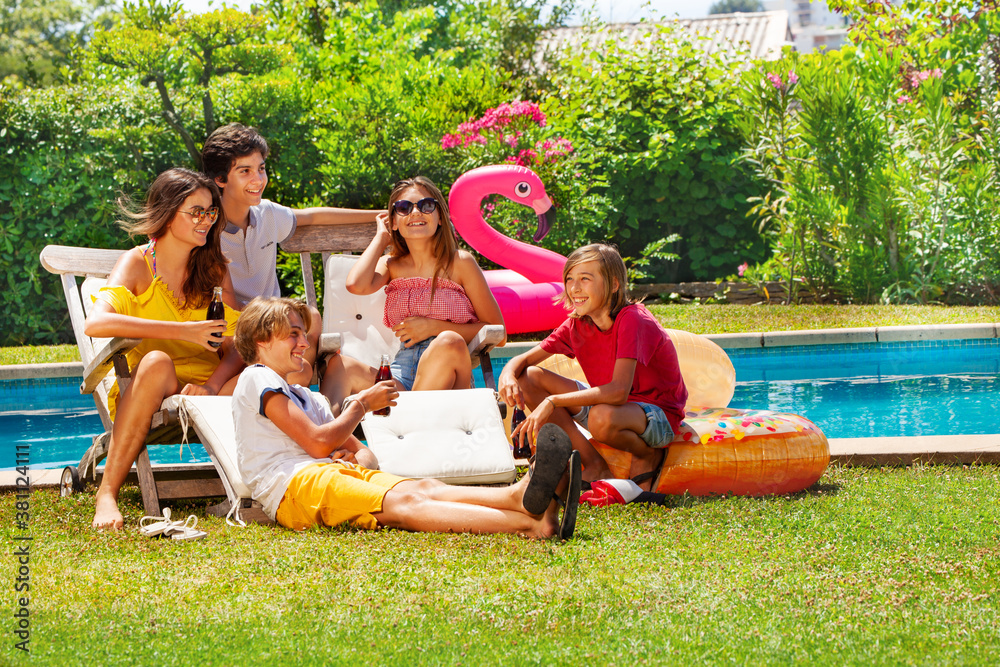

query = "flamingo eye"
[515,182,532,197]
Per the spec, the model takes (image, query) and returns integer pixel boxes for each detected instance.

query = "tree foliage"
[709,0,764,14]
[0,0,117,86]
[545,22,768,282]
[88,0,291,166]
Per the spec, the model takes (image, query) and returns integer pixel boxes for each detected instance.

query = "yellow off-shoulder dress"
[95,277,240,420]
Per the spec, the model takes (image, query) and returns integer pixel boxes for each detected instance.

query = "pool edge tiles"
[0,362,83,381]
[828,434,1000,465]
[727,336,1000,366]
[707,322,998,349]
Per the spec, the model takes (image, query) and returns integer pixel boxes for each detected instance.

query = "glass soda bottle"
[373,354,392,416]
[206,286,225,348]
[511,407,532,458]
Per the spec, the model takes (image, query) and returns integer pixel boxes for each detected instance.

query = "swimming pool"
[2,377,210,471]
[4,337,999,469]
[727,338,1000,438]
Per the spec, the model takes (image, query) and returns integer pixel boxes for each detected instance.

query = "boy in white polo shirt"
[202,123,384,386]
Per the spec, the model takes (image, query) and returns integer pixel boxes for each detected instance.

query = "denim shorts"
[569,380,674,449]
[389,336,435,391]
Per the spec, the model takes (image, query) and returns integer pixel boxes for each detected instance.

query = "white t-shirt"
[221,199,297,306]
[233,364,332,519]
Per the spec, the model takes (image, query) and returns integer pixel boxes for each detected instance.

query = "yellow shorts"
[275,462,409,531]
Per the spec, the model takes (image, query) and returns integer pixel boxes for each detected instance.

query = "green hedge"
[0,83,189,345]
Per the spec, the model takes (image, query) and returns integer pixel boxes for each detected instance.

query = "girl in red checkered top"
[340,176,504,393]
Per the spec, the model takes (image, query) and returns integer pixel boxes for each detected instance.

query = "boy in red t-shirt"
[498,244,687,488]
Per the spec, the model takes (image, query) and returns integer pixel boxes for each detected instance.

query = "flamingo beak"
[533,204,556,243]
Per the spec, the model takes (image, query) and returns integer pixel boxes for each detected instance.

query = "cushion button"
[356,314,363,320]
[398,435,404,439]
[466,430,472,435]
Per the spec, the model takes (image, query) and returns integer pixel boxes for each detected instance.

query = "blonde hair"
[234,297,312,364]
[387,176,457,300]
[559,244,631,320]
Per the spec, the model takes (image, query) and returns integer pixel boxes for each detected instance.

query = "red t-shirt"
[540,303,688,433]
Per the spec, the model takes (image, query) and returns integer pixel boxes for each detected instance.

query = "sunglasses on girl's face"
[391,197,438,216]
[180,207,220,225]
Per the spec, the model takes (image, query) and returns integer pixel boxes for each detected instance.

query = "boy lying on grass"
[232,297,581,539]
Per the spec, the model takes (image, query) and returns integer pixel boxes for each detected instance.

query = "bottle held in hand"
[511,407,531,459]
[207,286,225,348]
[374,354,392,416]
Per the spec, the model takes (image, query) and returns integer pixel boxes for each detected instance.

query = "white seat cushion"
[362,388,516,485]
[170,395,253,502]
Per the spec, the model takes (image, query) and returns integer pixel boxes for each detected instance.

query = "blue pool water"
[727,338,1000,438]
[1,377,210,471]
[4,338,999,469]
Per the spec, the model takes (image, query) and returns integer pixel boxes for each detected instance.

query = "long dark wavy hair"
[387,176,458,300]
[118,168,228,309]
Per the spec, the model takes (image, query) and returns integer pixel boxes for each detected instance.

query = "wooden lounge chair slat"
[40,245,125,277]
[81,337,141,394]
[280,221,374,253]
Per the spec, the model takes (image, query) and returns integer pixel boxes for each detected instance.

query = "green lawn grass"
[10,305,1000,364]
[3,464,998,665]
[0,345,78,365]
[646,303,1000,335]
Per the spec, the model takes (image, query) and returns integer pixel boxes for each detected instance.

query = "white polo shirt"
[233,364,333,519]
[221,199,297,306]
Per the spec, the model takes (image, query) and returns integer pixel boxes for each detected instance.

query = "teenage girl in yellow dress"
[84,168,242,531]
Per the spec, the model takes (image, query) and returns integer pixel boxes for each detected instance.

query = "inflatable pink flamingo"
[449,165,570,333]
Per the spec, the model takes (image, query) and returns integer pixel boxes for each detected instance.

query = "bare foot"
[92,492,123,531]
[628,449,665,492]
[523,498,560,539]
[581,463,612,484]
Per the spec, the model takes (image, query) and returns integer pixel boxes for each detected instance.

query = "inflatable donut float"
[535,329,830,497]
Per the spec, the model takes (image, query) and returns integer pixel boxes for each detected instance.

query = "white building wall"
[763,0,849,53]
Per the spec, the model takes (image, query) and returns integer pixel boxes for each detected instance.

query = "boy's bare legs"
[517,366,613,482]
[93,351,182,530]
[586,403,661,490]
[398,475,538,512]
[411,331,472,390]
[287,305,323,387]
[375,478,559,539]
[320,353,378,415]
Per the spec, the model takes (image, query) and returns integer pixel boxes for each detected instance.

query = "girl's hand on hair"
[374,212,393,247]
[392,317,438,347]
[360,380,399,412]
[184,320,228,351]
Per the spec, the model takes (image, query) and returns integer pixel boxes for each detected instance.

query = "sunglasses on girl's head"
[391,197,438,216]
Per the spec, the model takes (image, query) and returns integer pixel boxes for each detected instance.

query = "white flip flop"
[164,514,207,541]
[139,507,179,537]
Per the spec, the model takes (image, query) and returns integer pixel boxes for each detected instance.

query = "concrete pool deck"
[3,322,999,490]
